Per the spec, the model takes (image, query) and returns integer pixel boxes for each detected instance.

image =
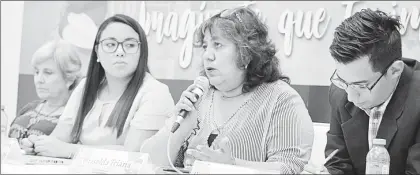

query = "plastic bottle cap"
[373,138,386,146]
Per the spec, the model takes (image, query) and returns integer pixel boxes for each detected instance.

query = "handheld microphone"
[171,76,210,133]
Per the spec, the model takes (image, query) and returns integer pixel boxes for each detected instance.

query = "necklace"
[220,84,245,99]
[209,90,250,134]
[221,93,243,99]
[27,102,63,129]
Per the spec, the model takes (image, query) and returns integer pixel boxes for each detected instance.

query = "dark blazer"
[325,58,420,175]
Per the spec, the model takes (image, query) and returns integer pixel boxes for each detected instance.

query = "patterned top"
[9,100,62,140]
[173,80,314,174]
[363,90,393,149]
[363,76,399,149]
[51,73,175,145]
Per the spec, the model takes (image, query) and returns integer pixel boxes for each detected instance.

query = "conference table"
[1,124,330,174]
[1,154,174,174]
[2,141,277,174]
[1,154,281,174]
[0,137,175,174]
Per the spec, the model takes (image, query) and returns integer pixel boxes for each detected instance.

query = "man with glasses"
[322,9,420,175]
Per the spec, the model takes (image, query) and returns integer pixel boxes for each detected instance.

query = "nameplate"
[68,147,153,174]
[25,155,72,165]
[190,160,279,174]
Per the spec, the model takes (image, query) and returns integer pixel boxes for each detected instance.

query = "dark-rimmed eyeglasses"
[330,60,396,92]
[99,38,140,54]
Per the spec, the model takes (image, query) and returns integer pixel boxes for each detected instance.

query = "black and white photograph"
[1,1,419,174]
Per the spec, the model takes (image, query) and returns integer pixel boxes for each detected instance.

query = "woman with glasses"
[141,7,314,173]
[20,14,175,158]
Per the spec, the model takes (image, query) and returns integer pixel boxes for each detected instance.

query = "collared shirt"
[363,76,400,149]
[364,94,392,149]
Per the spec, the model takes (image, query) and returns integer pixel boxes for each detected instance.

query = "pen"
[305,149,338,174]
[323,149,339,165]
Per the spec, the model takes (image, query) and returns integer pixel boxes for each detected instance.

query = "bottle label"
[366,162,389,174]
[382,164,389,174]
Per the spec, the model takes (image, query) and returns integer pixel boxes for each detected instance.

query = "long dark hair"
[70,14,149,143]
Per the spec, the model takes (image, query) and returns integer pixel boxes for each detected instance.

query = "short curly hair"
[31,39,83,91]
[194,6,289,93]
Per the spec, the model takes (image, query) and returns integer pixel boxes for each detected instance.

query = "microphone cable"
[167,132,185,174]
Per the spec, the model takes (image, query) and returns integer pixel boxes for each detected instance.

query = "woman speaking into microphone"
[141,6,314,173]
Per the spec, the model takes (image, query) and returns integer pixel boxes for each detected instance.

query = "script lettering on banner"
[68,147,153,174]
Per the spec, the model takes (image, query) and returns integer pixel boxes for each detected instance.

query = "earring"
[97,59,100,63]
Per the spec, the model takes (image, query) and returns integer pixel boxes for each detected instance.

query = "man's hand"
[302,163,330,174]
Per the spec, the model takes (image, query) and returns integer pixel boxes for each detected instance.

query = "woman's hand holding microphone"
[171,76,209,133]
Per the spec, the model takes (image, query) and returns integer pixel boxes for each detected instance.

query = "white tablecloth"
[1,155,172,174]
[1,155,72,174]
[2,164,70,174]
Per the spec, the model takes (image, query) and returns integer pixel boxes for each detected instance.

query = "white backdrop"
[1,1,25,124]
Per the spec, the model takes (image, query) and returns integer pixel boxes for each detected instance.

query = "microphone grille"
[194,76,210,92]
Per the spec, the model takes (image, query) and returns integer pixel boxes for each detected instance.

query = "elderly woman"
[20,14,175,158]
[141,7,314,173]
[9,39,83,141]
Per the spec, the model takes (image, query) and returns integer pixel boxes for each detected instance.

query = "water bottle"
[366,138,390,174]
[1,105,10,162]
[1,105,8,140]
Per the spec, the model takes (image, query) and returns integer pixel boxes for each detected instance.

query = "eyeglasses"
[99,38,140,54]
[219,7,244,23]
[330,60,396,92]
[210,7,247,30]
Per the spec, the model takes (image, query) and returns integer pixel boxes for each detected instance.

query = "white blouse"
[51,73,175,145]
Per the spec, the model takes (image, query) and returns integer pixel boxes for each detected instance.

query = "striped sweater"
[174,79,314,173]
